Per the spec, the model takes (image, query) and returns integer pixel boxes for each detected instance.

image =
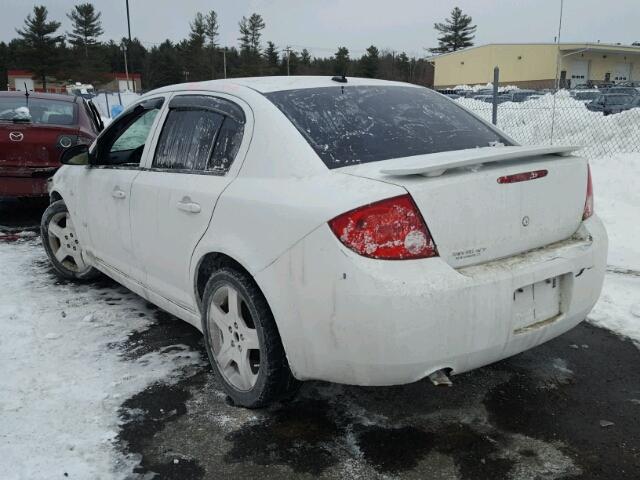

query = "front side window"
[265,86,512,169]
[153,95,245,173]
[93,98,163,167]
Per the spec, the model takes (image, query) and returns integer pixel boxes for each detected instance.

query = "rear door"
[130,92,250,310]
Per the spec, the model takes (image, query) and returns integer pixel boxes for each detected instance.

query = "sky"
[2,0,639,58]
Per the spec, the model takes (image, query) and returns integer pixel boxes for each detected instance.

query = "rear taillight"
[583,165,594,220]
[328,194,438,260]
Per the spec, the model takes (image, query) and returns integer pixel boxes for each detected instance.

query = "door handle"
[177,198,201,213]
[112,188,126,199]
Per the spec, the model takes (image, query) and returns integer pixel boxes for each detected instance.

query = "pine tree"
[300,49,311,66]
[66,3,103,58]
[334,46,349,75]
[189,13,206,48]
[187,13,208,80]
[396,52,410,81]
[16,5,64,89]
[429,7,476,54]
[238,13,265,56]
[360,45,379,78]
[264,41,279,74]
[146,40,183,89]
[205,10,219,78]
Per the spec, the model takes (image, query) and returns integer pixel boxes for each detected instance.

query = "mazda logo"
[522,216,530,227]
[9,132,24,142]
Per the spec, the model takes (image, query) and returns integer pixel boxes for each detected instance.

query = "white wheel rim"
[207,284,260,391]
[47,212,88,272]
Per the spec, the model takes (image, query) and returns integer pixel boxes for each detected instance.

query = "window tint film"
[209,117,244,172]
[154,109,224,170]
[265,86,512,168]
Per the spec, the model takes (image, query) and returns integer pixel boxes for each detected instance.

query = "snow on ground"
[0,238,204,479]
[587,152,640,345]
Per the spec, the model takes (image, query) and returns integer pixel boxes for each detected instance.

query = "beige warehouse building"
[428,43,640,89]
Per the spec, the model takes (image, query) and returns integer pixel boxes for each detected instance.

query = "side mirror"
[60,144,90,165]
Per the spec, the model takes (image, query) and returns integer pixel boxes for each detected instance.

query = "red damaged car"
[0,91,103,198]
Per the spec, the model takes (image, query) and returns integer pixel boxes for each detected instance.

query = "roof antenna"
[24,82,30,106]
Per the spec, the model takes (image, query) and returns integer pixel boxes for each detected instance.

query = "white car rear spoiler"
[379,145,580,177]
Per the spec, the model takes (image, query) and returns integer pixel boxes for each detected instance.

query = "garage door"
[14,77,34,91]
[613,63,631,83]
[569,60,589,86]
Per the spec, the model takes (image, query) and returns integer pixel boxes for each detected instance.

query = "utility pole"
[125,0,135,92]
[121,43,130,92]
[550,0,564,144]
[284,47,292,76]
[223,48,227,79]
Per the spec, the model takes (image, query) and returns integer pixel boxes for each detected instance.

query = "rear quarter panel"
[190,88,406,282]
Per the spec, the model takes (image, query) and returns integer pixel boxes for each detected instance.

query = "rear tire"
[201,267,299,408]
[41,200,100,281]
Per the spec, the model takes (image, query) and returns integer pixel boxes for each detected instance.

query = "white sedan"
[42,76,607,407]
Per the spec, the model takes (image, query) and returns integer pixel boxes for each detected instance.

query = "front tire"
[201,267,299,408]
[41,200,100,281]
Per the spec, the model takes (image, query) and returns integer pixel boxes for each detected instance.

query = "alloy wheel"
[207,284,261,391]
[46,212,87,272]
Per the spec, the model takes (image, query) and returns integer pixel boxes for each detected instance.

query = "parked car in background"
[0,91,103,198]
[42,77,607,408]
[605,86,639,96]
[475,93,511,104]
[571,90,600,103]
[505,89,538,102]
[624,95,640,111]
[586,93,634,115]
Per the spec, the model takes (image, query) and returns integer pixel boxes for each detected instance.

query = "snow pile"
[586,152,640,344]
[0,238,204,479]
[453,83,521,92]
[590,153,640,271]
[457,92,640,158]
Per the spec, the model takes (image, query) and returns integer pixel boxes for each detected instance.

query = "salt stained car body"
[42,77,607,407]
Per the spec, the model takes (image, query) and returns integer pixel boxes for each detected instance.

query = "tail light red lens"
[328,194,438,260]
[583,165,594,220]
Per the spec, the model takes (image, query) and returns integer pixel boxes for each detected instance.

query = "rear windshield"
[0,97,76,125]
[265,86,511,168]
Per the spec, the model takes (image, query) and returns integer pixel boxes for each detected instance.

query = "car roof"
[0,91,78,103]
[147,76,419,95]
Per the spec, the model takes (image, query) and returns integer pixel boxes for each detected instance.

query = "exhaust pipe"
[428,369,453,387]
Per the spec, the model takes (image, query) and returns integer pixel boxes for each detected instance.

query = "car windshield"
[265,86,511,168]
[606,95,630,105]
[0,97,76,125]
[575,92,598,100]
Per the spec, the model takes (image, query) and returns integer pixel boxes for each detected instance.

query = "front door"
[73,97,165,278]
[130,93,250,310]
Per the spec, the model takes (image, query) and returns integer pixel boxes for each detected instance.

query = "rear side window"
[153,95,245,172]
[265,86,511,168]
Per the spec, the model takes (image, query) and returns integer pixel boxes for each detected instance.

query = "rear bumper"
[0,167,56,197]
[256,216,608,386]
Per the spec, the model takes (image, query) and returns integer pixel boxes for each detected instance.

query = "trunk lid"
[339,146,588,268]
[0,123,78,169]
